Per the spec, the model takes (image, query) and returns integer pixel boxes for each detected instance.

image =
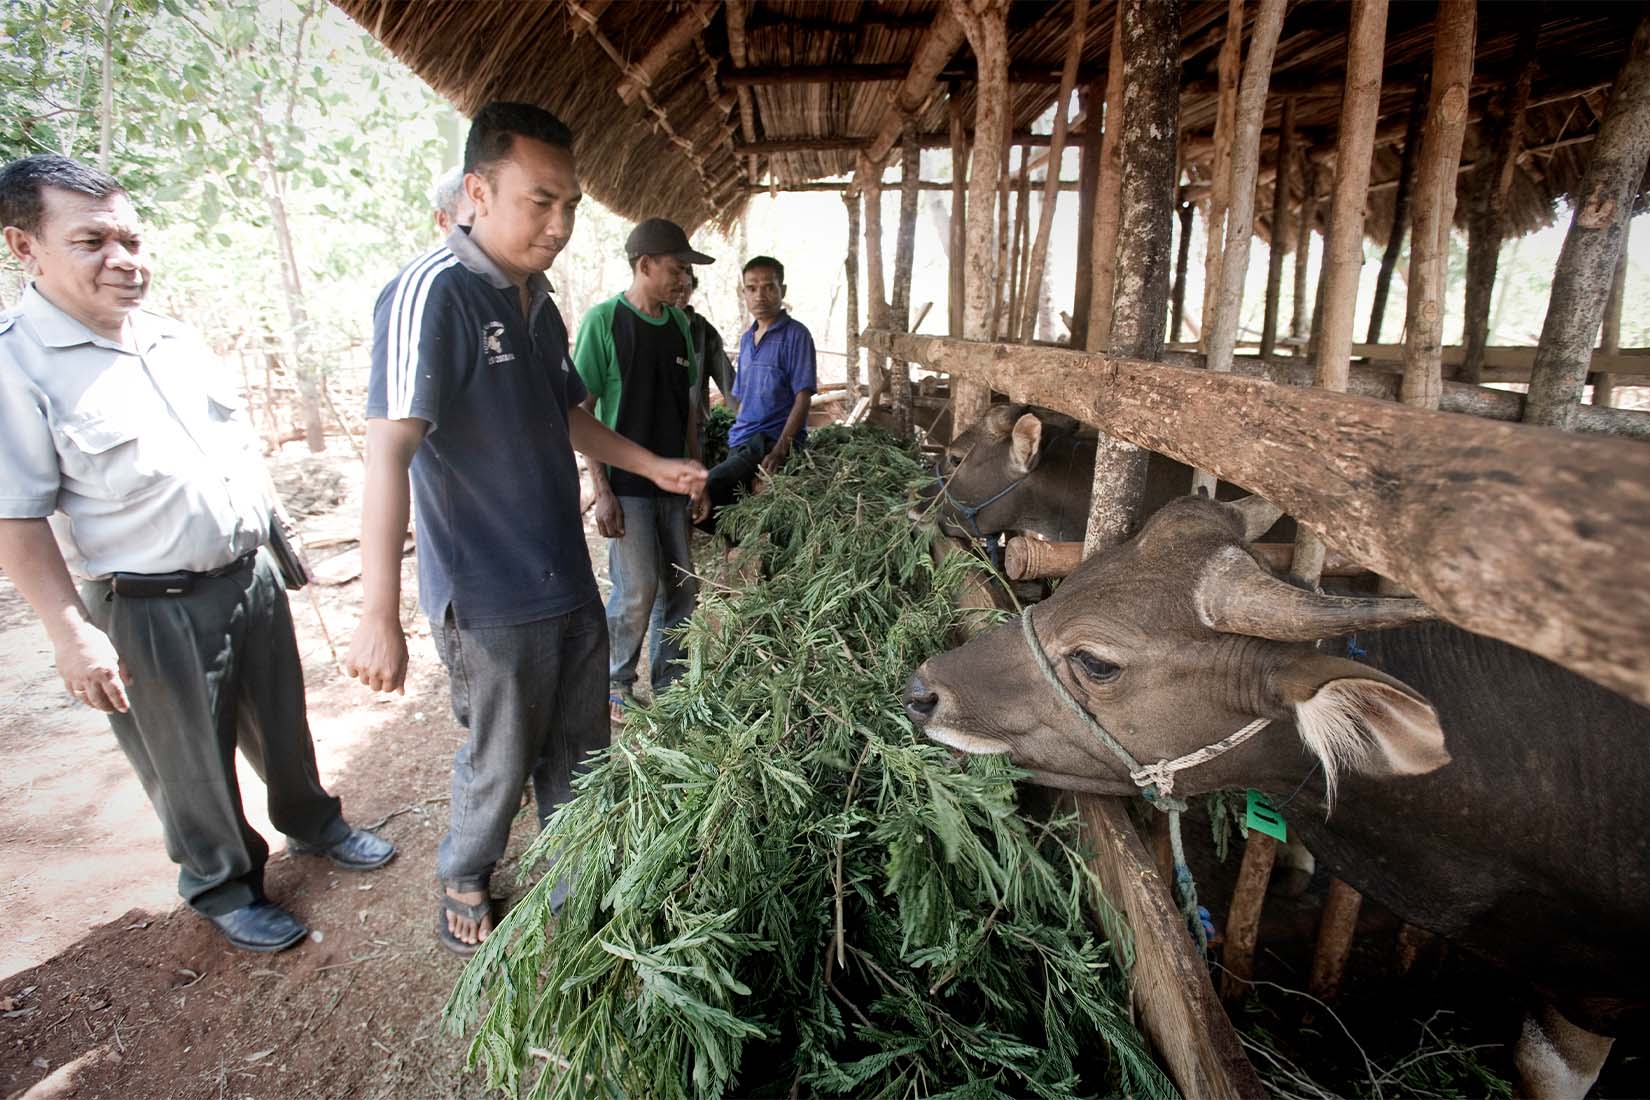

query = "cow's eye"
[1069,650,1121,684]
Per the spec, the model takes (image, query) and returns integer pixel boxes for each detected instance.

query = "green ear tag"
[1245,789,1287,842]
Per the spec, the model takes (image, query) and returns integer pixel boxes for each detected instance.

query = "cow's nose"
[903,674,939,724]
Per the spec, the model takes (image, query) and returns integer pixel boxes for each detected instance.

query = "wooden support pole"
[1401,0,1476,411]
[1198,0,1243,354]
[1021,0,1087,343]
[1009,158,1033,339]
[843,192,862,401]
[615,1,716,105]
[950,0,1010,431]
[863,328,1650,708]
[863,165,890,408]
[1007,537,1367,581]
[992,141,1014,339]
[1195,0,1287,494]
[857,10,968,174]
[1171,198,1194,343]
[1071,82,1103,347]
[1220,833,1279,1002]
[1290,152,1318,346]
[1367,81,1428,344]
[1527,10,1650,430]
[1595,228,1631,408]
[949,88,969,338]
[1461,23,1536,384]
[1308,877,1364,1005]
[726,0,760,183]
[1085,16,1127,352]
[1259,98,1297,360]
[892,121,921,435]
[568,0,614,37]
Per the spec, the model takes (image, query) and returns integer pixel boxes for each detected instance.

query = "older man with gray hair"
[429,166,474,237]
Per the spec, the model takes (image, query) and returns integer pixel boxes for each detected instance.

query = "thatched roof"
[333,0,1645,239]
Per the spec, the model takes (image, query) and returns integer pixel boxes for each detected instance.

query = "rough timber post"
[1007,151,1031,339]
[1085,15,1127,351]
[992,141,1015,338]
[950,0,1011,430]
[1259,97,1297,359]
[1400,0,1475,411]
[949,87,969,339]
[1526,10,1650,430]
[863,165,890,410]
[844,192,862,400]
[1194,0,1287,495]
[1367,82,1427,344]
[1021,0,1087,343]
[1171,198,1194,342]
[1594,230,1630,408]
[1461,24,1535,384]
[1199,0,1243,353]
[891,120,921,434]
[1071,82,1103,347]
[1290,152,1318,348]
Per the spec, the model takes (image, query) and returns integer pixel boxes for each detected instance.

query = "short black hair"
[0,154,126,234]
[464,101,575,178]
[689,270,699,289]
[742,255,784,284]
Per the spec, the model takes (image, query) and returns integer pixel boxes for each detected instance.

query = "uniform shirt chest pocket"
[56,387,192,499]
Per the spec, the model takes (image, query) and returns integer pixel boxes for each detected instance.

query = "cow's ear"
[1008,413,1045,475]
[1270,653,1448,807]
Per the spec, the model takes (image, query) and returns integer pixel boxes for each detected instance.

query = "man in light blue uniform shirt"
[701,255,816,528]
[0,154,392,954]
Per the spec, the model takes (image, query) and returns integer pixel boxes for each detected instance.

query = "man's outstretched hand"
[651,457,708,497]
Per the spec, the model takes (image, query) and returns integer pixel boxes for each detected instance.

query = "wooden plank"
[1348,343,1650,378]
[1077,797,1267,1099]
[864,329,1650,710]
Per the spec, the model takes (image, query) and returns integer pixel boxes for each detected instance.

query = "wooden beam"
[1019,0,1086,344]
[859,11,967,176]
[863,165,890,409]
[615,1,716,105]
[843,191,861,400]
[567,0,614,38]
[1401,0,1475,411]
[1350,342,1650,381]
[1289,150,1317,344]
[1198,0,1243,356]
[1259,98,1296,359]
[1170,198,1194,343]
[865,329,1650,709]
[725,0,759,184]
[1084,13,1126,352]
[743,179,1079,193]
[739,129,1078,157]
[1526,9,1650,430]
[891,120,921,433]
[1367,81,1427,344]
[949,88,969,339]
[720,61,1101,86]
[1070,81,1103,348]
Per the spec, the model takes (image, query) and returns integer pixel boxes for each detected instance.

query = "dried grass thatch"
[331,0,1646,239]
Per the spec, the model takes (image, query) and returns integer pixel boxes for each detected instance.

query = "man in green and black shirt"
[574,218,712,719]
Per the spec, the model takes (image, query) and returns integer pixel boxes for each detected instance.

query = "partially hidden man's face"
[2,186,150,337]
[742,266,783,321]
[639,254,691,305]
[467,135,580,278]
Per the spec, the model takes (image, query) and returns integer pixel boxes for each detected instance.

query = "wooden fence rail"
[865,328,1650,709]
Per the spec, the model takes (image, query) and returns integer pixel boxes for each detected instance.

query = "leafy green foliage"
[700,404,736,470]
[444,428,1177,1100]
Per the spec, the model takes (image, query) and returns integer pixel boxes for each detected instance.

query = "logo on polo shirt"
[482,320,516,365]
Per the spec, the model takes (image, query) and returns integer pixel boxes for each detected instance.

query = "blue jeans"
[606,495,698,695]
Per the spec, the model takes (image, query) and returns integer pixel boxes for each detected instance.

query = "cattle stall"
[334,1,1650,1095]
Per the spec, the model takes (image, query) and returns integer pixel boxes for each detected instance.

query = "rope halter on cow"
[1020,602,1271,949]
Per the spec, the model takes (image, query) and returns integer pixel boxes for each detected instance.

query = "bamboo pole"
[1198,0,1243,354]
[1085,15,1127,351]
[863,164,890,409]
[1526,9,1650,430]
[1170,198,1194,343]
[1020,0,1087,343]
[949,88,969,338]
[950,0,1010,431]
[1367,81,1428,344]
[1595,229,1630,408]
[1259,98,1296,359]
[1290,152,1318,347]
[843,191,862,401]
[614,0,716,104]
[1071,82,1104,347]
[1461,25,1536,384]
[892,120,921,435]
[1195,0,1287,495]
[1401,0,1476,412]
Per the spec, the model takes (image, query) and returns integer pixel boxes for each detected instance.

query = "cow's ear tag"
[1244,789,1287,842]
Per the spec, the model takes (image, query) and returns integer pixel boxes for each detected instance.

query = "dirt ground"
[0,447,616,1100]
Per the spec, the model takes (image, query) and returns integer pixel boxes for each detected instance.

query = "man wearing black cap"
[573,217,713,721]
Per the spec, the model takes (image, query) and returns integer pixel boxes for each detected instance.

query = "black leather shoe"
[288,827,396,871]
[208,901,307,953]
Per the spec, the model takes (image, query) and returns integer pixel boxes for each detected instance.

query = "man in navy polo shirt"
[346,103,706,955]
[701,256,817,527]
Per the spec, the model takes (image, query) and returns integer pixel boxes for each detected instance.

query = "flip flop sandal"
[609,693,631,724]
[437,892,492,957]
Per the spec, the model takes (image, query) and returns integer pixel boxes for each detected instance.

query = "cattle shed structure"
[335,0,1650,1095]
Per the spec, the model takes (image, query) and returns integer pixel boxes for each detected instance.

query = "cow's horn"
[1229,495,1285,542]
[1195,546,1438,641]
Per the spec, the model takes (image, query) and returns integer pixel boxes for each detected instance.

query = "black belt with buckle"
[108,549,258,598]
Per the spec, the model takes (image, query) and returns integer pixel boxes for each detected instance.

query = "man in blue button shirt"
[701,256,817,527]
[346,103,706,955]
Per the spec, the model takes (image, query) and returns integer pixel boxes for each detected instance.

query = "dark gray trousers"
[83,550,347,917]
[431,597,608,897]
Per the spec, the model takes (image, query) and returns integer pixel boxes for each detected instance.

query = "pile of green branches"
[444,427,1175,1100]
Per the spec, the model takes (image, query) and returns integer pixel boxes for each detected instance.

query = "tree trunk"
[1594,228,1630,407]
[843,191,862,400]
[1367,81,1428,344]
[1401,0,1476,412]
[1462,24,1537,384]
[1085,16,1127,351]
[1198,0,1243,354]
[1259,98,1297,359]
[98,0,117,171]
[1291,153,1318,346]
[1526,8,1650,429]
[253,122,325,453]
